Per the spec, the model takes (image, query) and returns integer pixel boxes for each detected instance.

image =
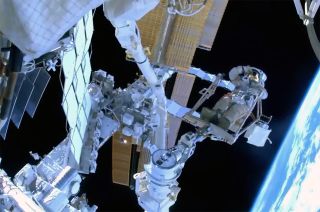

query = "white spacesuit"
[201,66,268,131]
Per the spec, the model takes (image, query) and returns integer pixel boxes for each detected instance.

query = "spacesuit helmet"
[247,67,267,86]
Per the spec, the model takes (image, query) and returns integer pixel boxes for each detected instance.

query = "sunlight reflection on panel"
[71,127,83,164]
[75,66,86,103]
[62,49,76,93]
[83,53,92,84]
[75,20,87,73]
[62,86,78,129]
[84,12,94,51]
[77,106,87,140]
[61,11,93,165]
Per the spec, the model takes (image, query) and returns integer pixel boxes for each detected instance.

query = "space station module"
[0,140,97,212]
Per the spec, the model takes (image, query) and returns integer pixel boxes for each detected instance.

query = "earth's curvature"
[252,67,320,211]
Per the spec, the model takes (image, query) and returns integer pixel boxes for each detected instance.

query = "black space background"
[0,0,319,211]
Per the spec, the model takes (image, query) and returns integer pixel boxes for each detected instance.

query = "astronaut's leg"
[201,95,231,123]
[200,107,216,122]
[213,95,232,111]
[218,103,248,130]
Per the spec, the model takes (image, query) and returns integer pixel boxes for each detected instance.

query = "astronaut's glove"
[247,88,258,95]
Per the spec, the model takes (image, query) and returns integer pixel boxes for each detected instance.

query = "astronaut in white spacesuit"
[201,65,268,131]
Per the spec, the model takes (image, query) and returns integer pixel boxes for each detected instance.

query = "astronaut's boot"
[218,117,231,130]
[201,107,219,124]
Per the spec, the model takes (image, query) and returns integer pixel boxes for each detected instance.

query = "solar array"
[61,11,94,165]
[0,68,51,139]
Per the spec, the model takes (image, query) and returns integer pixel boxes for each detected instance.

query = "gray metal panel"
[11,76,34,128]
[198,0,229,51]
[167,115,182,147]
[26,69,51,118]
[62,85,79,130]
[0,74,25,139]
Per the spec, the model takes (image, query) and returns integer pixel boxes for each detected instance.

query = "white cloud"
[290,153,320,211]
[276,123,320,211]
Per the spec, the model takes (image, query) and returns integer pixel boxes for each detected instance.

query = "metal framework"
[294,0,320,61]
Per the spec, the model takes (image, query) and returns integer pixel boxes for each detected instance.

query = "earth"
[252,68,320,211]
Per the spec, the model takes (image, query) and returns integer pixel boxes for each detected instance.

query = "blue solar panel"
[11,76,34,128]
[26,69,51,118]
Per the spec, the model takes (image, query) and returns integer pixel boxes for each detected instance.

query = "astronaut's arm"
[260,88,268,100]
[255,85,268,100]
[248,86,268,100]
[228,66,245,81]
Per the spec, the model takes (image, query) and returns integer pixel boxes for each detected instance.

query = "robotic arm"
[103,0,168,149]
[293,0,320,61]
[103,0,160,86]
[294,0,320,22]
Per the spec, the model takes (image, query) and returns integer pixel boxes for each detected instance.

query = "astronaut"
[201,65,268,131]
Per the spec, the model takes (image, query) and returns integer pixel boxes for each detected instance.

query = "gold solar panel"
[167,73,196,147]
[112,131,133,186]
[137,0,168,62]
[164,0,213,69]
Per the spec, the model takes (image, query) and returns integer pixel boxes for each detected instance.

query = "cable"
[168,0,207,16]
[21,60,36,74]
[105,106,121,126]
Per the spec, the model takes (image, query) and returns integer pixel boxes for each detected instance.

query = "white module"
[245,123,271,147]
